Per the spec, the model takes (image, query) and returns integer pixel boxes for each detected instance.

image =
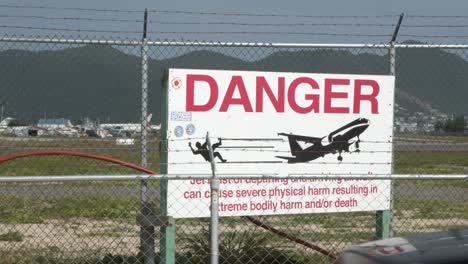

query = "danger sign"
[164,68,394,218]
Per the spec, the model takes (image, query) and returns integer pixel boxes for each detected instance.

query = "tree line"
[434,114,467,134]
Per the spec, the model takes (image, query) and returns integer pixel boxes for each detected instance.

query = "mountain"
[396,46,468,115]
[0,45,141,123]
[0,42,467,124]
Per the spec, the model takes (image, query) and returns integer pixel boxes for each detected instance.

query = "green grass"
[394,151,468,188]
[78,230,123,238]
[0,231,23,242]
[395,151,468,174]
[0,136,161,176]
[0,195,141,224]
[0,137,161,189]
[0,153,160,176]
[0,247,102,264]
[395,198,468,219]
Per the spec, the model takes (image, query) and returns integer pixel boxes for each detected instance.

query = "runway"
[394,138,468,152]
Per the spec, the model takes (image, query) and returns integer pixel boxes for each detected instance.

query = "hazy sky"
[2,0,468,43]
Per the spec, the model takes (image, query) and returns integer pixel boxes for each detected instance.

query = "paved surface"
[393,184,468,202]
[395,142,468,152]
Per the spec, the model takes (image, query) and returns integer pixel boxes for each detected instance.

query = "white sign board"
[165,68,394,218]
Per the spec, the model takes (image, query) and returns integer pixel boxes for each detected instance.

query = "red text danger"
[186,74,380,114]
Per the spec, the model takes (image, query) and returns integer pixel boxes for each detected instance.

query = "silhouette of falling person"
[189,138,227,163]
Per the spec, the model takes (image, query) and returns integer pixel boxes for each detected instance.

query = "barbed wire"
[403,24,468,28]
[0,14,395,28]
[165,138,394,144]
[2,5,468,41]
[0,14,143,23]
[2,7,467,28]
[150,21,396,28]
[0,158,394,166]
[0,136,462,145]
[0,147,142,151]
[4,5,468,41]
[407,15,468,19]
[0,4,400,19]
[402,15,468,38]
[163,149,393,154]
[150,31,392,37]
[0,25,394,38]
[159,161,393,165]
[0,4,142,13]
[150,10,399,19]
[0,25,141,34]
[1,146,460,154]
[401,34,468,38]
[25,137,450,145]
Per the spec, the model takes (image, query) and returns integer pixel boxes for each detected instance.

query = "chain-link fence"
[0,37,467,264]
[0,175,466,264]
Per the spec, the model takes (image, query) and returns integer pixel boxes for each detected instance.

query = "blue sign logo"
[186,124,196,135]
[174,126,184,137]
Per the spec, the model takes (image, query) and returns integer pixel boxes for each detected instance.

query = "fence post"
[139,9,156,264]
[375,42,396,240]
[375,13,402,239]
[160,69,176,264]
[206,132,220,264]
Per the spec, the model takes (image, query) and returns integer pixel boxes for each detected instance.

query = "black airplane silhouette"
[276,118,370,163]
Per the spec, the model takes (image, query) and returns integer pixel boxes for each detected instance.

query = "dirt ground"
[1,215,467,261]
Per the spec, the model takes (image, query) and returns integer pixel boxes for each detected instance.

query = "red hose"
[0,150,155,174]
[0,149,338,260]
